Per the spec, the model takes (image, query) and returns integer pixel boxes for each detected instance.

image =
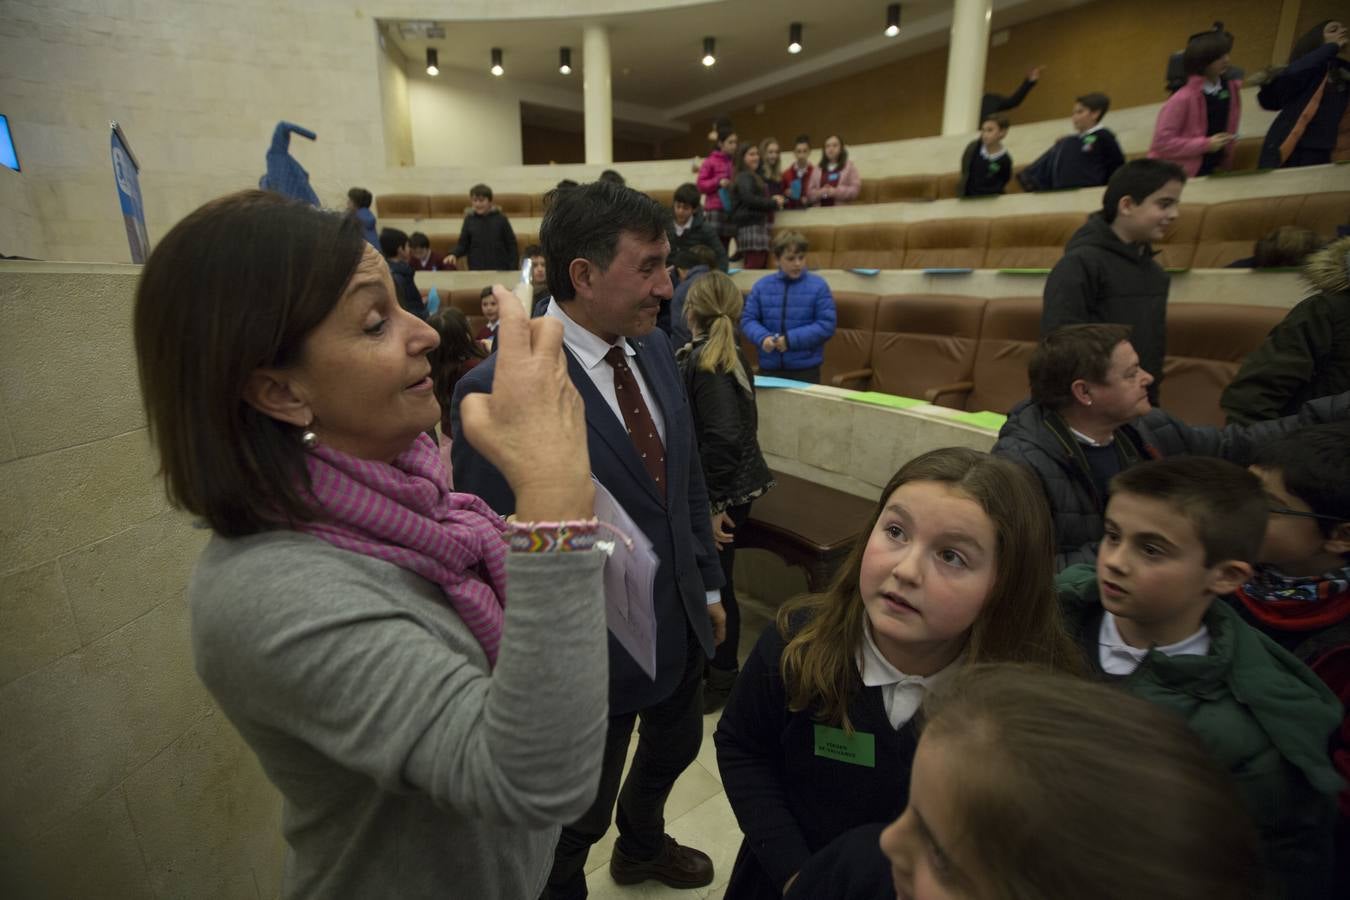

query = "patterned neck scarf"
[299,433,509,665]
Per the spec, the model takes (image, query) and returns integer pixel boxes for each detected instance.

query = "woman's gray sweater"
[189,530,609,899]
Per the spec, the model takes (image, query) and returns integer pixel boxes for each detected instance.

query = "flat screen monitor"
[0,115,19,172]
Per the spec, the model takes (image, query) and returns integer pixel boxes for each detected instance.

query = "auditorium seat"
[876,175,938,203]
[1161,302,1288,426]
[982,212,1085,268]
[1296,191,1350,235]
[427,233,457,259]
[494,193,532,216]
[864,294,987,400]
[378,194,430,219]
[770,225,837,269]
[1005,164,1028,194]
[927,296,1041,414]
[430,194,471,217]
[516,232,539,257]
[1155,204,1205,269]
[831,223,907,270]
[646,188,675,209]
[856,179,880,204]
[821,292,882,388]
[902,218,989,268]
[529,192,550,215]
[1228,137,1264,171]
[935,171,963,199]
[1190,195,1306,267]
[449,288,486,316]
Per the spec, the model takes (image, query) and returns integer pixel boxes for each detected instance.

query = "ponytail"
[684,272,750,390]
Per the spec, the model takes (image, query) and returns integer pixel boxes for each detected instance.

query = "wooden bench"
[738,472,875,593]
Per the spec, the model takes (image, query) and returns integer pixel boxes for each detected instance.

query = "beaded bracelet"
[502,518,633,554]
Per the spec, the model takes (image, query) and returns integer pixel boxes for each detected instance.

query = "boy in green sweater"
[1056,456,1343,899]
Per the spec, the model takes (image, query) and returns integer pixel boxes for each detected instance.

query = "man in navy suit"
[451,180,725,899]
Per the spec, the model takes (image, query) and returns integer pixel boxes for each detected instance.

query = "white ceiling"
[383,0,1087,130]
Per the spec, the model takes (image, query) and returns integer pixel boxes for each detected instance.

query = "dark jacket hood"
[1064,212,1158,265]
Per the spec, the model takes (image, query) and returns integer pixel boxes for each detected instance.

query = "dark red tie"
[604,346,666,499]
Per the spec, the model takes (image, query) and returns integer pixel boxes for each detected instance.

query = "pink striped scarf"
[299,432,509,666]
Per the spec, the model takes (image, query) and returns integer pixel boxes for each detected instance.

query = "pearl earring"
[301,426,318,448]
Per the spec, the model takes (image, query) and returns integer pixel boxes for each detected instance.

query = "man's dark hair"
[982,114,1011,131]
[598,169,626,186]
[1252,423,1350,537]
[522,243,543,260]
[1029,323,1133,410]
[1076,92,1111,121]
[673,244,717,270]
[673,183,702,208]
[794,133,810,146]
[1111,458,1268,566]
[469,183,493,201]
[1101,159,1186,223]
[540,180,669,303]
[409,231,430,249]
[347,187,373,209]
[379,227,409,259]
[1183,30,1234,77]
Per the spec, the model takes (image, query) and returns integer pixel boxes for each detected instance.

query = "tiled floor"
[581,595,778,900]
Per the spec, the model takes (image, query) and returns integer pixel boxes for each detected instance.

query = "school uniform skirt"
[735,220,771,252]
[704,208,737,240]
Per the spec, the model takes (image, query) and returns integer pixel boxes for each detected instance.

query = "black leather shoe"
[610,835,714,888]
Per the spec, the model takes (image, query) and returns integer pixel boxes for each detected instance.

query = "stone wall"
[0,264,285,898]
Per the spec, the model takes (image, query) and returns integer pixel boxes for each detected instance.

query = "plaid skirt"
[735,220,771,252]
[704,208,737,239]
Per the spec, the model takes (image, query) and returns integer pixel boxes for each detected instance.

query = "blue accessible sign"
[110,121,149,263]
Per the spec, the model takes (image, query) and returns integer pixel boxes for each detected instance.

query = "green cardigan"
[1057,564,1343,899]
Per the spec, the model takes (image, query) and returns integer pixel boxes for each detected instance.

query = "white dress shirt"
[547,299,719,605]
[857,622,962,729]
[1098,612,1210,676]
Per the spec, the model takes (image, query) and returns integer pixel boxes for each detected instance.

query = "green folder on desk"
[998,267,1052,275]
[848,391,927,410]
[950,410,1007,430]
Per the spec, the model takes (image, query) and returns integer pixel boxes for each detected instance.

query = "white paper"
[592,479,660,680]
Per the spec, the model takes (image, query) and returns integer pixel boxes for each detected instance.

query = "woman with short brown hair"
[133,190,608,899]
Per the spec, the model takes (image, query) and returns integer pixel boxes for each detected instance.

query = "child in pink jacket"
[1149,29,1242,176]
[806,134,861,206]
[697,128,739,247]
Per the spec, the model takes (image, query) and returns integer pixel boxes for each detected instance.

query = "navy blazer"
[450,326,724,716]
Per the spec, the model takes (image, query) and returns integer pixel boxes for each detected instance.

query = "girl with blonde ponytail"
[676,271,775,712]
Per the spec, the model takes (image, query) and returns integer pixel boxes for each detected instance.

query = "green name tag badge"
[814,724,876,767]
[988,162,1001,173]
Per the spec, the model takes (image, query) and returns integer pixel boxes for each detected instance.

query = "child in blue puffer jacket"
[740,231,837,384]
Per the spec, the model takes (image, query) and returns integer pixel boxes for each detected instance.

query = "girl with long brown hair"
[714,447,1081,900]
[427,307,486,486]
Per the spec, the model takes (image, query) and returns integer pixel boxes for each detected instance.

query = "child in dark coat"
[1019,92,1125,191]
[452,183,518,271]
[960,115,1013,196]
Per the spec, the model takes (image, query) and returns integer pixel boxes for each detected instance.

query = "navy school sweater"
[714,621,920,900]
[1021,127,1125,191]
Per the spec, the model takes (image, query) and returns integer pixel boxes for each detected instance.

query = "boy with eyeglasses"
[1228,423,1350,895]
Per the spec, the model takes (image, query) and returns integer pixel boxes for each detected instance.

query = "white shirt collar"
[857,622,962,729]
[673,219,690,236]
[1069,426,1113,447]
[1202,78,1223,95]
[545,297,634,370]
[1098,612,1210,676]
[979,145,1008,161]
[1083,123,1105,136]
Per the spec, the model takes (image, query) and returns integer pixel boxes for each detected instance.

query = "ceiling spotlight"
[885,4,901,37]
[425,47,439,76]
[490,47,504,77]
[788,22,803,54]
[702,36,716,67]
[559,46,572,75]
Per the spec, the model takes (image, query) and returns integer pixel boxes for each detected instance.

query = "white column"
[941,0,993,136]
[583,24,613,165]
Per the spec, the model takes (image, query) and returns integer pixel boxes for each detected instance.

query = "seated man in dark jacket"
[379,227,427,320]
[992,323,1350,569]
[1042,159,1187,406]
